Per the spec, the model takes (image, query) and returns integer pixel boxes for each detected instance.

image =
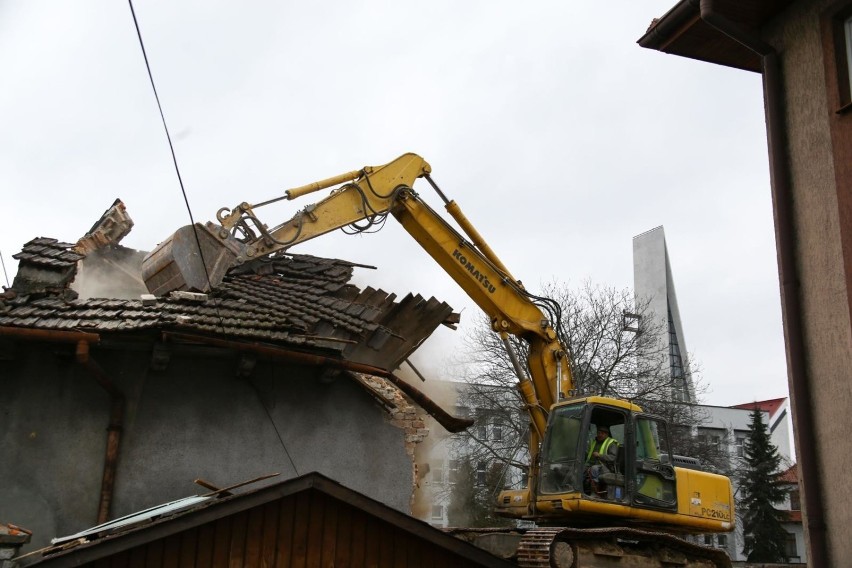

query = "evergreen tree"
[446,456,514,527]
[738,407,789,562]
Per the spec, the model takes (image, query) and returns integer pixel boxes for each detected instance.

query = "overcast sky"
[0,1,785,407]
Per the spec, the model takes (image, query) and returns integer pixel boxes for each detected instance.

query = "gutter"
[690,2,829,565]
[0,327,124,525]
[638,1,700,52]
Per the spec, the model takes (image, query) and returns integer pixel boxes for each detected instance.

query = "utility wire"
[0,251,10,288]
[127,0,225,330]
[249,377,300,476]
[125,1,305,477]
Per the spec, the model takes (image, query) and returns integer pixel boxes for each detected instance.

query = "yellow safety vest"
[586,436,617,463]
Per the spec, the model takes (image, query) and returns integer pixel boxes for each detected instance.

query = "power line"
[126,0,225,330]
[0,250,9,288]
[126,2,297,476]
[249,377,300,476]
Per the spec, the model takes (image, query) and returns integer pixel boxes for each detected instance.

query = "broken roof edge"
[22,472,516,568]
[350,370,473,435]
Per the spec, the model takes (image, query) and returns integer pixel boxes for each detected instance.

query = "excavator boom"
[143,153,564,440]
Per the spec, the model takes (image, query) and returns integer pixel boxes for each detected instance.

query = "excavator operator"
[585,425,619,496]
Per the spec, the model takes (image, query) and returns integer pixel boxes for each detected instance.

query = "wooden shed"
[19,473,513,568]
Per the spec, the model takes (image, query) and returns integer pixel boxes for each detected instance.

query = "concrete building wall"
[699,403,793,465]
[0,343,414,552]
[762,2,852,562]
[633,226,695,402]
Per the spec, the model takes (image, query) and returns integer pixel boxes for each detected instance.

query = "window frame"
[827,2,852,112]
[789,488,801,511]
[784,531,798,560]
[492,421,503,442]
[432,461,445,484]
[476,461,487,486]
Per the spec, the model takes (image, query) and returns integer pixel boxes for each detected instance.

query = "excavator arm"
[215,153,433,260]
[143,153,573,441]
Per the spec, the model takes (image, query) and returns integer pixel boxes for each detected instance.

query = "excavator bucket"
[142,223,246,296]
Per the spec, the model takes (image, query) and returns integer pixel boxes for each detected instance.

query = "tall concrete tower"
[633,226,695,403]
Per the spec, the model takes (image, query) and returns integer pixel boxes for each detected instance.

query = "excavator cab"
[538,399,634,500]
[497,395,734,537]
[497,396,688,525]
[539,398,677,510]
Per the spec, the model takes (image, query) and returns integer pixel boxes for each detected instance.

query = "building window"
[716,534,727,548]
[493,421,503,442]
[845,14,852,99]
[477,423,488,440]
[827,3,852,109]
[734,432,747,458]
[697,428,725,453]
[790,488,801,511]
[704,534,714,546]
[785,532,798,560]
[667,303,690,402]
[476,461,487,485]
[432,461,444,484]
[448,459,461,483]
[431,504,444,520]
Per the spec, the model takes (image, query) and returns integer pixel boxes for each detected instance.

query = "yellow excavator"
[143,153,734,567]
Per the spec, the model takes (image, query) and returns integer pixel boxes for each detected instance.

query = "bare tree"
[448,279,717,488]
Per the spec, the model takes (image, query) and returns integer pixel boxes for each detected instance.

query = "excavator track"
[517,528,572,567]
[515,526,731,568]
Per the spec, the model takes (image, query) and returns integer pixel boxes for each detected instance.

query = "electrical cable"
[0,251,9,288]
[249,376,300,476]
[126,0,225,331]
[127,3,305,474]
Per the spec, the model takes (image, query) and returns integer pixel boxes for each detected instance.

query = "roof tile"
[4,242,454,369]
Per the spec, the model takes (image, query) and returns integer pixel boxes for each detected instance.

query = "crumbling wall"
[354,374,431,509]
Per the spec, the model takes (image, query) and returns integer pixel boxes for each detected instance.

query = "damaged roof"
[2,246,453,369]
[13,237,84,269]
[0,201,456,371]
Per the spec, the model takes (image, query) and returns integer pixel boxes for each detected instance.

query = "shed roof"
[20,472,514,568]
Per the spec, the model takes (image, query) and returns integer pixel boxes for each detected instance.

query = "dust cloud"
[71,248,149,300]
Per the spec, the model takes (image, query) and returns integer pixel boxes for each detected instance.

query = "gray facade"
[633,226,695,403]
[1,339,415,553]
